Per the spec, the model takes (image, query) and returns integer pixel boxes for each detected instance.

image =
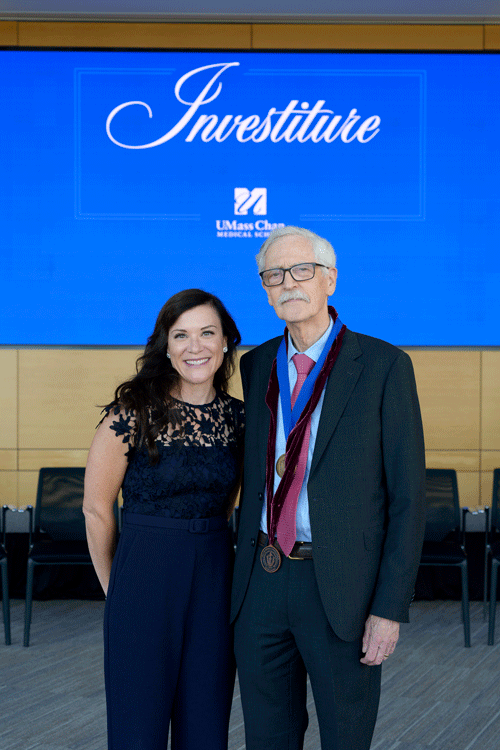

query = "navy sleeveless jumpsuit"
[103,393,244,750]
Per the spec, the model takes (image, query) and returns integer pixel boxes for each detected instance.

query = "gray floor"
[0,599,499,750]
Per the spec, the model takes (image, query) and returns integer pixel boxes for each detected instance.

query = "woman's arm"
[83,412,130,596]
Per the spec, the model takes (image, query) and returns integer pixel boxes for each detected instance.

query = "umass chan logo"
[216,188,284,238]
[106,61,381,148]
[234,188,266,216]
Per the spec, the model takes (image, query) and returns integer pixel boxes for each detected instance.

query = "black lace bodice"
[105,393,245,519]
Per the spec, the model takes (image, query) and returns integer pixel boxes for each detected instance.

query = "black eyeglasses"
[259,262,329,287]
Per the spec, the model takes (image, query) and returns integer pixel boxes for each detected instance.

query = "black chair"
[419,469,470,647]
[24,467,91,647]
[0,505,11,645]
[485,469,500,645]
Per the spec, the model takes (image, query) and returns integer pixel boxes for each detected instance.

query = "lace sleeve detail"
[98,405,137,460]
[119,393,244,519]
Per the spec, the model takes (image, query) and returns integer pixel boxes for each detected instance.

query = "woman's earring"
[223,346,228,353]
[166,352,171,359]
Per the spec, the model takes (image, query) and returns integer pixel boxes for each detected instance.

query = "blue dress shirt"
[260,317,334,542]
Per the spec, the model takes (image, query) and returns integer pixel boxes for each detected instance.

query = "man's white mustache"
[277,290,310,305]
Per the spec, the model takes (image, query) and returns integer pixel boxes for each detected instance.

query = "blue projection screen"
[1,50,499,346]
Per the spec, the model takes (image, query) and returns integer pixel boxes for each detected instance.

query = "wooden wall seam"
[4,21,491,51]
[485,25,500,50]
[14,347,19,506]
[16,21,253,49]
[251,23,484,51]
[479,350,483,472]
[16,350,19,475]
[0,20,17,45]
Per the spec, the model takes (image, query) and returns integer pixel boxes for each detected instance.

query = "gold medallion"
[276,454,286,478]
[260,545,281,573]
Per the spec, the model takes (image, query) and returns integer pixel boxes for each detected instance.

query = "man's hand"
[360,614,400,666]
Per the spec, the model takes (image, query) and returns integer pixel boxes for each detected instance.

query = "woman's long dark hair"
[107,289,241,463]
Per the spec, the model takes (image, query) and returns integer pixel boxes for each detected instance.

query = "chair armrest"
[461,507,469,548]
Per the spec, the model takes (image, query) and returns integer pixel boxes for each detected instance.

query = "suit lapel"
[254,341,280,491]
[310,330,363,477]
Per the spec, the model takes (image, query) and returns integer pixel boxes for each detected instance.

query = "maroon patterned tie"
[276,353,315,556]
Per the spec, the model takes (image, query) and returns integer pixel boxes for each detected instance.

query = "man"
[231,226,426,750]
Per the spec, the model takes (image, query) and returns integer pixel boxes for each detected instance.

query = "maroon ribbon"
[264,306,346,544]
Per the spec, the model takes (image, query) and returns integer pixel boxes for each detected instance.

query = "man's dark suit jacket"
[231,328,426,642]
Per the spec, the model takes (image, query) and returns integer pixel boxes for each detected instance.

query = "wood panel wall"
[1,20,498,509]
[2,20,500,50]
[1,348,499,509]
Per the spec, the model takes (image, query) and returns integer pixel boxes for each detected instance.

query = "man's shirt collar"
[287,315,334,365]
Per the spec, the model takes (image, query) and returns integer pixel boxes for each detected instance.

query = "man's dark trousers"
[234,553,381,750]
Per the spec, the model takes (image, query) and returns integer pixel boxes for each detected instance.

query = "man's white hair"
[256,226,337,273]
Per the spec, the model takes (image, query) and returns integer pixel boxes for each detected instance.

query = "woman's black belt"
[123,512,228,533]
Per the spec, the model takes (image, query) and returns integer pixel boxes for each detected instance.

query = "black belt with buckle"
[257,531,312,560]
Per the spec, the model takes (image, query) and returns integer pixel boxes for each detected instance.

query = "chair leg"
[0,558,10,645]
[460,560,471,647]
[24,558,35,647]
[484,549,490,621]
[488,559,499,646]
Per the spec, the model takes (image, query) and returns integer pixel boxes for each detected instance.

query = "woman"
[83,289,244,750]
